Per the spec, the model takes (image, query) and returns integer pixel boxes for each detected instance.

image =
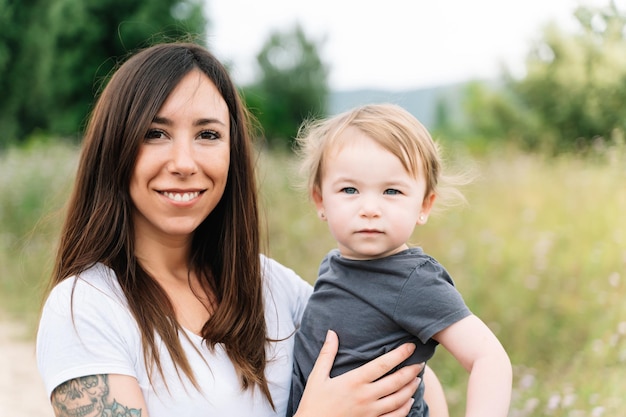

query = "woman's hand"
[295,330,422,417]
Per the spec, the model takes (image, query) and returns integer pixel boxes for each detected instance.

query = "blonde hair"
[295,103,468,209]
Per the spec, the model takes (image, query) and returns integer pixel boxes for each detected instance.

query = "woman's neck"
[134,231,192,284]
[134,231,214,333]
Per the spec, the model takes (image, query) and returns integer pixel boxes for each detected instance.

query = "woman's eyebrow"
[194,117,227,127]
[152,116,227,127]
[152,116,172,125]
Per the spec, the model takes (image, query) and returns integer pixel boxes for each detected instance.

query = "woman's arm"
[294,330,422,417]
[434,314,512,417]
[50,374,148,417]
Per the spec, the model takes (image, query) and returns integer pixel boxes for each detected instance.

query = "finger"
[355,343,416,383]
[368,363,422,400]
[376,376,420,417]
[307,330,339,381]
[379,399,416,417]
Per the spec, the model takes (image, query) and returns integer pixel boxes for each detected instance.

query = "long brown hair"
[48,42,273,406]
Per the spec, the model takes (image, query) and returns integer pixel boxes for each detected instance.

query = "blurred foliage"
[0,0,207,145]
[242,24,329,149]
[436,0,626,154]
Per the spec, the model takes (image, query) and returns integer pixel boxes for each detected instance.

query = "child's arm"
[423,365,450,417]
[433,315,512,417]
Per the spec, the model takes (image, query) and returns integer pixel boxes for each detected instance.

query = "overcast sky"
[206,0,611,91]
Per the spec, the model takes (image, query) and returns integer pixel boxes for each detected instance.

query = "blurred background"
[1,0,625,416]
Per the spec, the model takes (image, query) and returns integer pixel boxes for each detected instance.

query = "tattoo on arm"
[51,374,142,417]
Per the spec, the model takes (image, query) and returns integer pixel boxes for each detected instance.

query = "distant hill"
[328,81,473,129]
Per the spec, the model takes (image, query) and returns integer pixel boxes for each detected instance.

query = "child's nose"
[359,196,381,217]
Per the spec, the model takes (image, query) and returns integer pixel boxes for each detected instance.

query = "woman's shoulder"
[261,254,298,282]
[259,254,312,334]
[45,263,127,311]
[260,254,312,299]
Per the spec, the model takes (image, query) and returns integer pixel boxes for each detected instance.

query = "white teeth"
[163,191,200,202]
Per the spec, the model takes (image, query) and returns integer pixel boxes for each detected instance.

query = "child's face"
[313,127,434,260]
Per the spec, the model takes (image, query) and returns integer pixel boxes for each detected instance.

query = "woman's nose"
[168,140,198,176]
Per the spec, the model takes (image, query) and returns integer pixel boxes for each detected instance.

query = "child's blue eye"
[341,187,358,194]
[384,189,401,195]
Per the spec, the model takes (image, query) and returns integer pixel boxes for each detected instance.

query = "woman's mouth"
[161,191,201,202]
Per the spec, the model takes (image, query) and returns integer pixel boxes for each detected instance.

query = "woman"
[36,41,443,417]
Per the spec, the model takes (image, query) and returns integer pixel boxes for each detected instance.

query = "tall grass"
[2,141,625,416]
[0,140,78,326]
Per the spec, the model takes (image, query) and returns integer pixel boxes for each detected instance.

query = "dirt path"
[0,320,53,416]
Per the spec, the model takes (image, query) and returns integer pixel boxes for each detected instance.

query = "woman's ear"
[311,188,326,221]
[417,193,436,225]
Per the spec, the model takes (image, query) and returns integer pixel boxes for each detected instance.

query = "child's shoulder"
[398,247,443,267]
[401,248,455,282]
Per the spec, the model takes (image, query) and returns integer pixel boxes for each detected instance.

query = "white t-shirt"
[37,256,312,417]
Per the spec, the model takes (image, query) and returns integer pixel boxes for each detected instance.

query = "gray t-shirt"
[288,247,471,417]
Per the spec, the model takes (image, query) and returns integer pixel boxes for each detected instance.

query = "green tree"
[0,0,207,144]
[243,24,329,149]
[462,0,626,153]
[0,0,49,145]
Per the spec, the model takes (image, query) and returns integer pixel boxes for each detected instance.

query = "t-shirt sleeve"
[394,258,471,344]
[36,272,141,399]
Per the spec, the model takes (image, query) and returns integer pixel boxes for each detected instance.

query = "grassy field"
[1,140,625,416]
[0,140,79,322]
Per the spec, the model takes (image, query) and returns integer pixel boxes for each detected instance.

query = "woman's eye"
[384,189,401,195]
[199,130,220,140]
[145,129,166,140]
[341,187,358,194]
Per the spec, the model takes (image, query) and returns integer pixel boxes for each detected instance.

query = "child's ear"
[311,188,326,221]
[417,193,436,225]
